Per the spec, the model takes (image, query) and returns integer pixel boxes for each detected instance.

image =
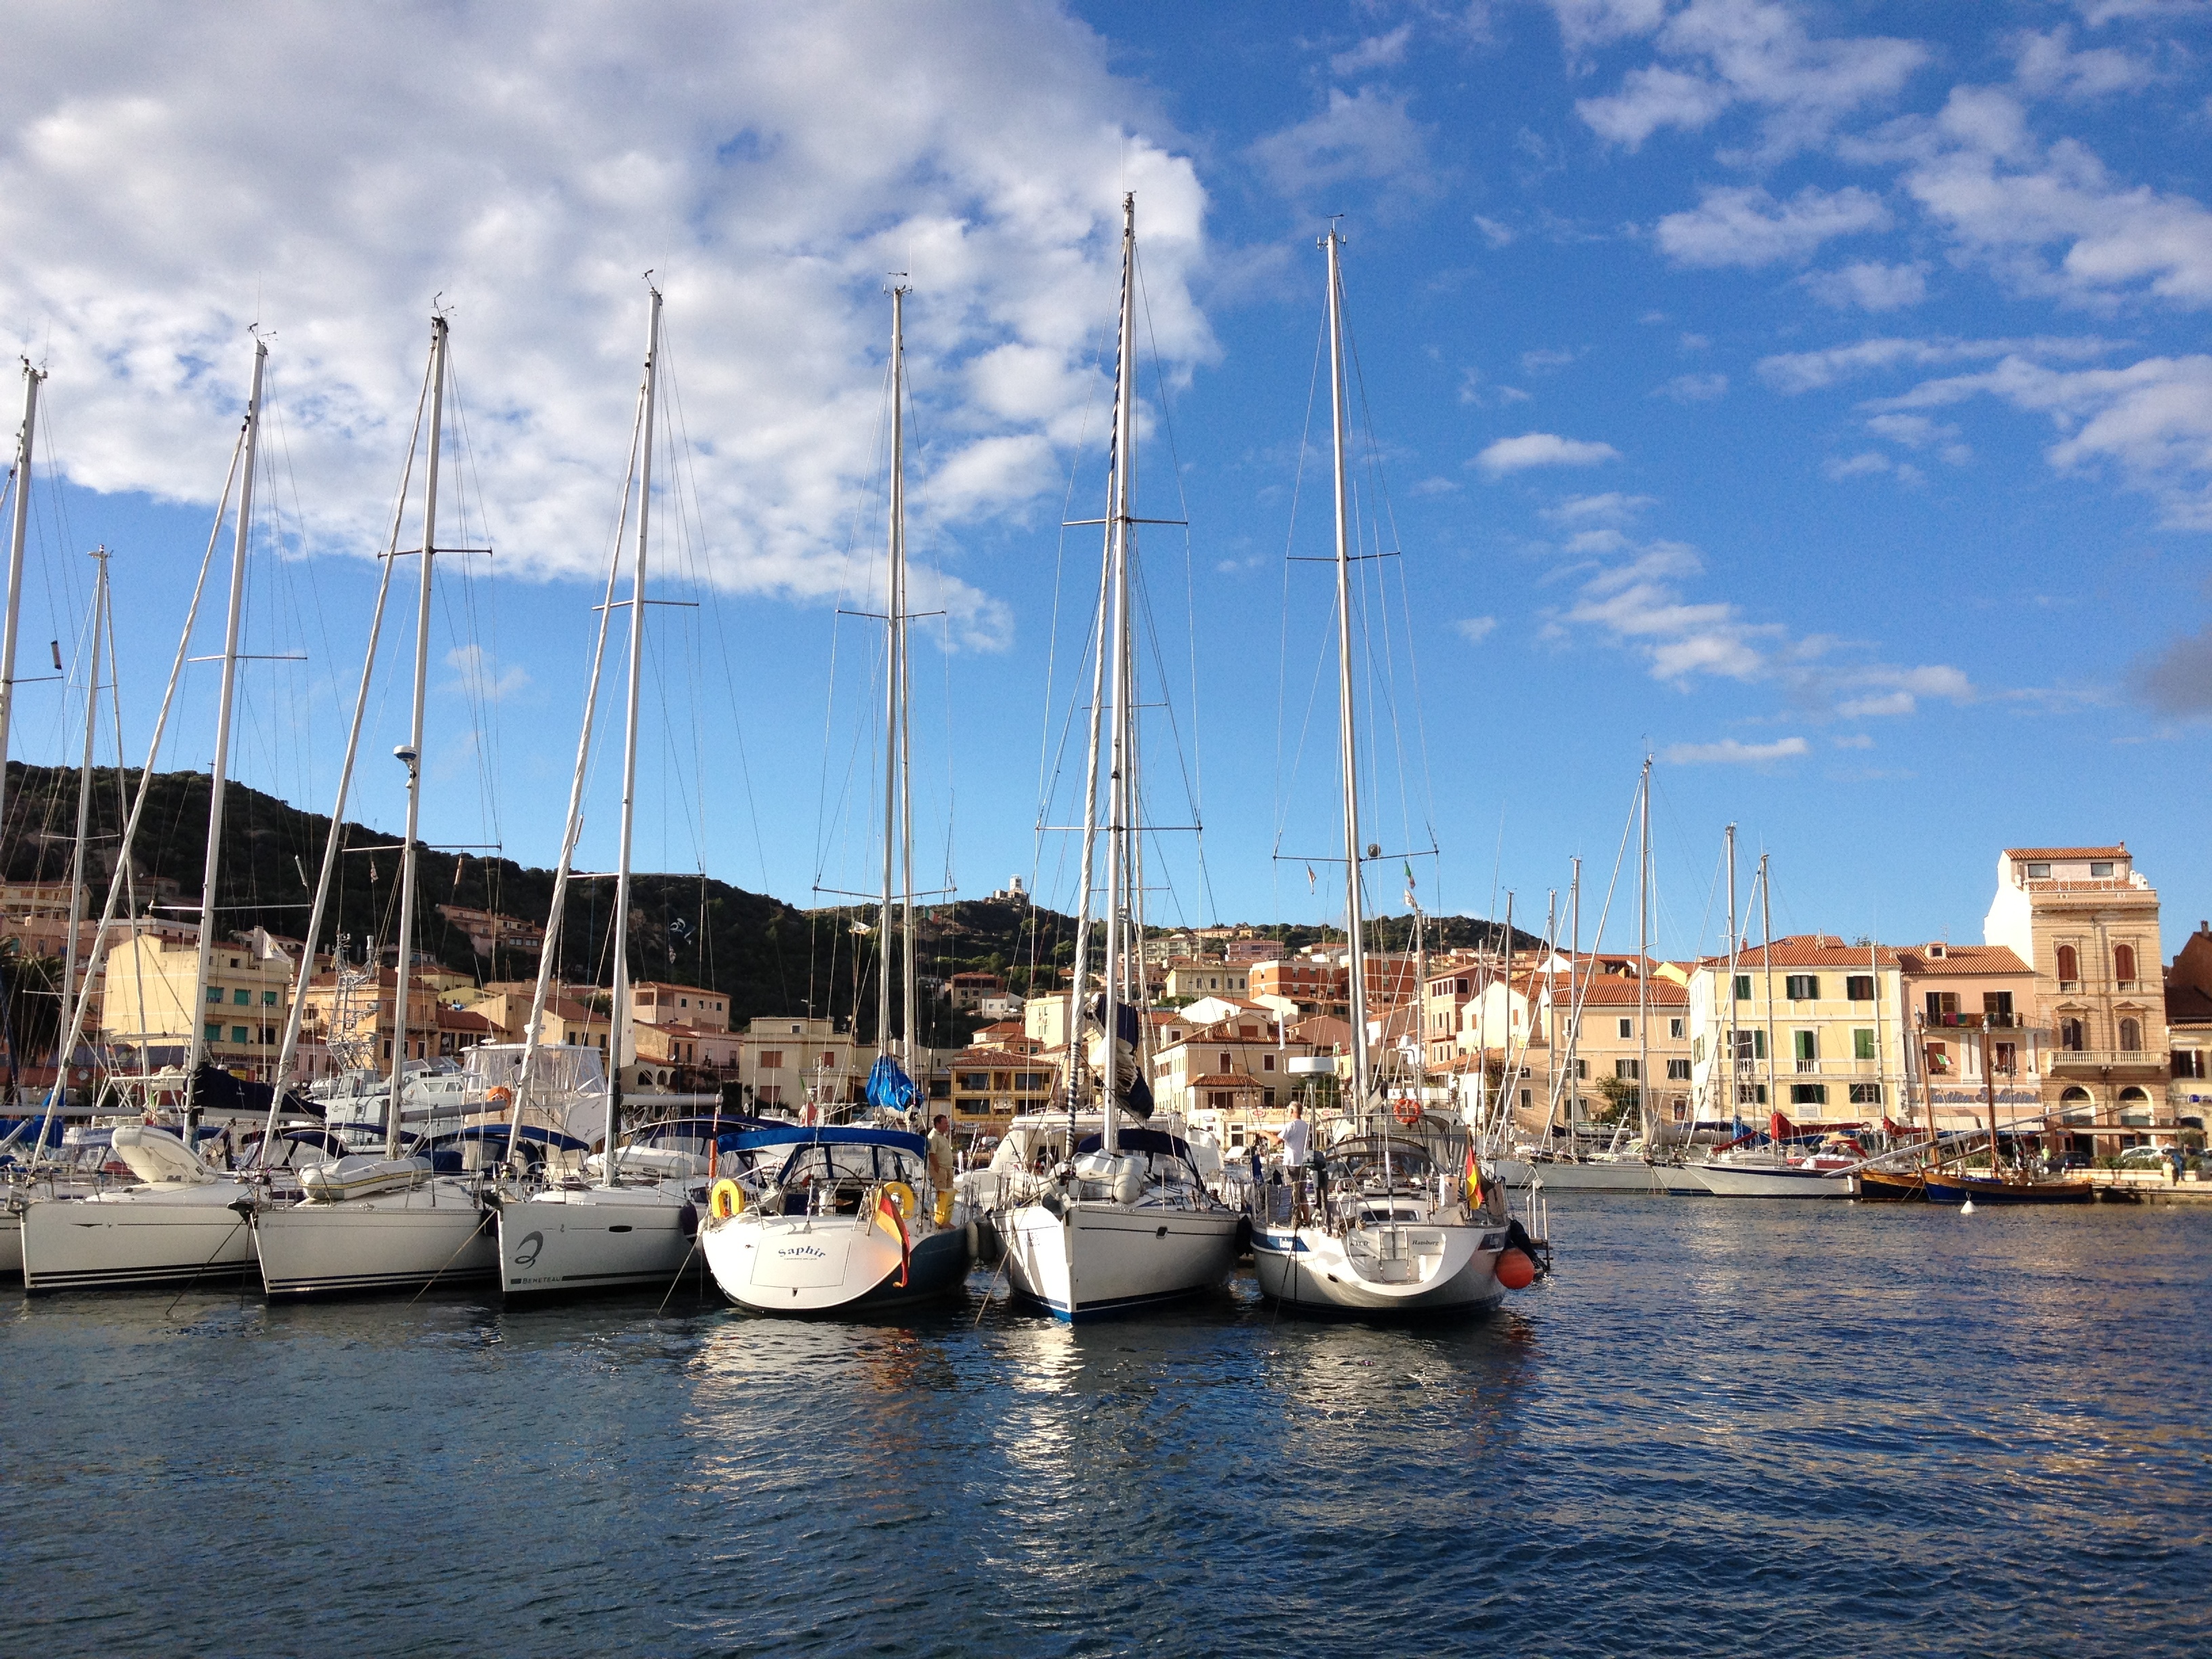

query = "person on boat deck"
[1280,1103,1311,1172]
[927,1114,957,1225]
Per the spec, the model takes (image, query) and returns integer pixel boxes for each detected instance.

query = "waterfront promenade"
[2,1197,2203,1657]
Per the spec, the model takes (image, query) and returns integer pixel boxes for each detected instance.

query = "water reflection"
[2,1207,2207,1656]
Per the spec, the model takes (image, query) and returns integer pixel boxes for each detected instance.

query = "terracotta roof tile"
[1895,945,2032,977]
[2005,845,2127,860]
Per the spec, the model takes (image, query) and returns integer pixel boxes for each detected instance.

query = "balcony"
[2047,1048,2166,1071]
[1920,1012,2028,1031]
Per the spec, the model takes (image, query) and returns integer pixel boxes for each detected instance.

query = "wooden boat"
[1853,1167,1925,1202]
[1922,1170,2095,1205]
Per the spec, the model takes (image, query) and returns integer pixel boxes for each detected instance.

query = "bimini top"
[726,1124,926,1157]
[436,1122,595,1153]
[1074,1127,1198,1163]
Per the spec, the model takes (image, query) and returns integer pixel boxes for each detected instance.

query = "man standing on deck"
[927,1113,958,1227]
[1280,1102,1310,1172]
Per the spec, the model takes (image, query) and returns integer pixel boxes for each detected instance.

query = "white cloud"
[1570,0,1927,157]
[1834,733,1875,749]
[445,643,529,703]
[1546,0,1668,57]
[1580,64,1734,148]
[1656,371,1728,402]
[1802,260,1929,312]
[1475,432,1620,474]
[1521,346,1581,374]
[1866,411,1971,463]
[0,2,1214,647]
[1836,690,1914,717]
[1661,736,1809,764]
[1554,529,1972,712]
[1454,615,1499,642]
[1471,214,1517,249]
[1824,451,1893,479]
[1756,334,2118,394]
[2013,26,2156,101]
[1331,25,1412,77]
[1248,85,1434,201]
[1901,86,2212,310]
[1654,184,1890,269]
[1869,352,2212,527]
[1542,491,1656,527]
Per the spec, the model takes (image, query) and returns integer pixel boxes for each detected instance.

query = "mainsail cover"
[1084,996,1154,1120]
[865,1056,919,1116]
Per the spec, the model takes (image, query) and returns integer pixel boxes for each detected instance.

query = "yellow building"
[100,930,295,1076]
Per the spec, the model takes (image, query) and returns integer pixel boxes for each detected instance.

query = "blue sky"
[2,1,2209,969]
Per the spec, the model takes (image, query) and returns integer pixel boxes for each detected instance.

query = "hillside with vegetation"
[1,762,1541,1054]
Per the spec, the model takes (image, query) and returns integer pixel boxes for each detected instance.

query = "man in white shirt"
[1279,1103,1310,1171]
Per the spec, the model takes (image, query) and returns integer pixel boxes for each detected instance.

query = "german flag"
[872,1188,911,1289]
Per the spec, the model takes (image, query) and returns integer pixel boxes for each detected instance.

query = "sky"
[1,0,2209,972]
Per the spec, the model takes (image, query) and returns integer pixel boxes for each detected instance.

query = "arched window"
[2113,943,2137,983]
[2060,1018,2085,1051]
[2055,944,2079,983]
[2118,1017,2142,1052]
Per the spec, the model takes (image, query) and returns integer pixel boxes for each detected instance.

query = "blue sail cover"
[865,1056,918,1115]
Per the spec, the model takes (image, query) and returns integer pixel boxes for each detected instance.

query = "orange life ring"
[486,1085,514,1109]
[1392,1097,1422,1128]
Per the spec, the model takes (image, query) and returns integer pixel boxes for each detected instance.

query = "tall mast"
[1100,193,1139,1158]
[385,319,445,1158]
[60,550,106,1062]
[1724,822,1739,1128]
[504,341,646,1168]
[1759,851,1778,1135]
[1565,857,1581,1143]
[188,338,265,1135]
[1637,756,1652,1151]
[0,361,43,855]
[879,282,916,1076]
[1061,375,1116,1128]
[262,344,433,1160]
[1324,224,1368,1112]
[606,283,661,1179]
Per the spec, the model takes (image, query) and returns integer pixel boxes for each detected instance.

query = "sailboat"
[1247,224,1525,1315]
[495,283,712,1299]
[2,500,117,1273]
[697,280,974,1314]
[995,197,1241,1323]
[1689,849,1852,1197]
[1528,761,1703,1194]
[20,344,280,1292]
[253,314,498,1297]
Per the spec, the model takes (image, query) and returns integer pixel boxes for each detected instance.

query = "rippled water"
[2,1198,2205,1656]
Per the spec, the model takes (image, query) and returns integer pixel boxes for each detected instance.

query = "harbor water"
[2,1198,2205,1656]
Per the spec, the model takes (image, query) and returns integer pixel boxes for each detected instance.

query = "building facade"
[1984,844,2171,1143]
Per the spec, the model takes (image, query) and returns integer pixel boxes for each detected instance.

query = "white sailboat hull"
[1690,1163,1853,1199]
[498,1183,702,1296]
[1252,1219,1505,1313]
[1530,1158,1696,1193]
[701,1207,972,1315]
[0,1211,19,1276]
[254,1178,495,1296]
[20,1181,258,1292]
[999,1200,1240,1322]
